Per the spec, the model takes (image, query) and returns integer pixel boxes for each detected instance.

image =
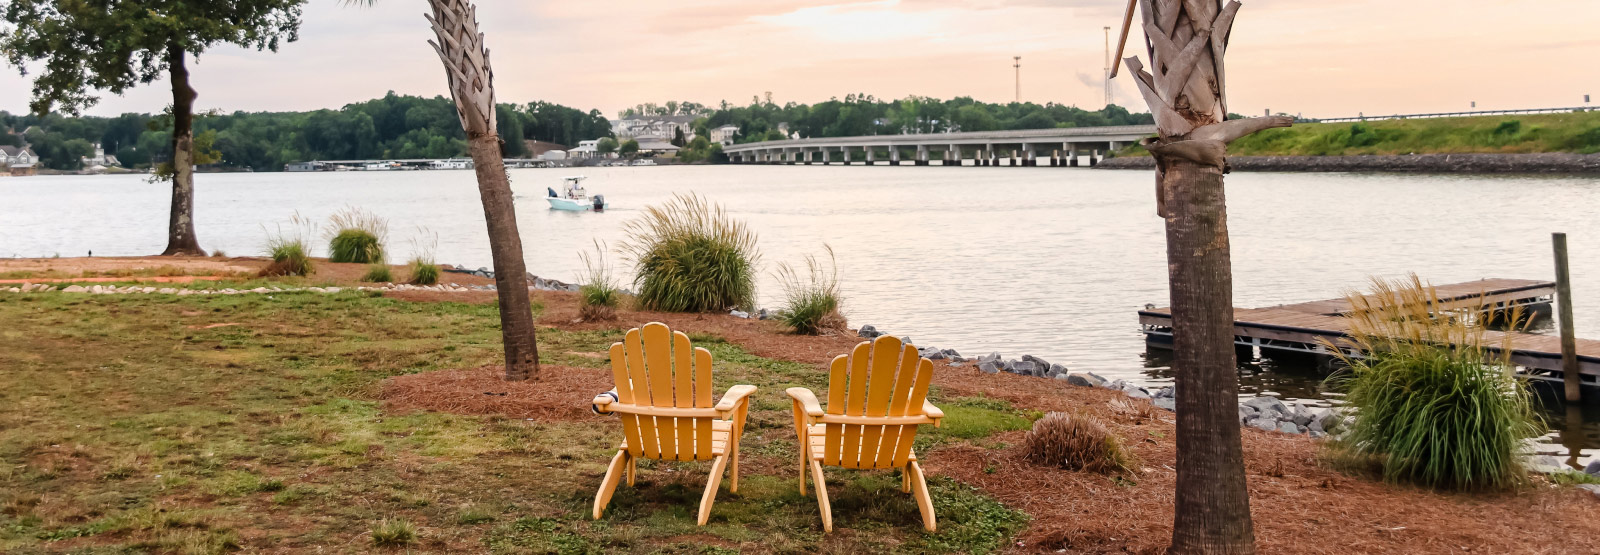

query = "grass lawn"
[1115,110,1600,157]
[0,291,1027,553]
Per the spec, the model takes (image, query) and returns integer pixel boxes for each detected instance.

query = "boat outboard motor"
[592,194,606,211]
[547,187,558,198]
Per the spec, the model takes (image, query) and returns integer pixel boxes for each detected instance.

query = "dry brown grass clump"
[1021,411,1135,474]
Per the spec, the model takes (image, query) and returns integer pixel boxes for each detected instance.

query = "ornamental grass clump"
[620,193,759,313]
[577,240,623,322]
[259,214,314,277]
[1021,411,1135,474]
[406,228,440,285]
[326,207,388,264]
[775,245,846,335]
[1325,274,1544,491]
[361,264,392,283]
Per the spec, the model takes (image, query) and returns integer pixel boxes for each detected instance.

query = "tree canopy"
[700,94,1154,144]
[1,0,305,116]
[2,92,614,170]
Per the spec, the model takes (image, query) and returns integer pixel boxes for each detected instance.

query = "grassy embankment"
[1116,111,1600,157]
[0,291,1029,553]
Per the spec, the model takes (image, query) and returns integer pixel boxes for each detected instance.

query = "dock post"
[1554,232,1581,402]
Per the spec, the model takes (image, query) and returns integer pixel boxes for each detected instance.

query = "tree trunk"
[467,134,540,381]
[1156,145,1254,554]
[1112,1,1295,552]
[428,0,540,381]
[161,43,204,256]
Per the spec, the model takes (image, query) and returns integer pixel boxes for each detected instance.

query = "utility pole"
[1103,26,1112,107]
[1013,56,1021,102]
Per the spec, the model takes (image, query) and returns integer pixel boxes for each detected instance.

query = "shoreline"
[1095,152,1600,173]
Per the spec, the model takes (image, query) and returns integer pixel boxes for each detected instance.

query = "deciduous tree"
[1,0,306,256]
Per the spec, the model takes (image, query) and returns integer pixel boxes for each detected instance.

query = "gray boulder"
[1586,460,1600,476]
[1239,404,1259,424]
[920,347,946,360]
[1047,364,1068,378]
[1248,417,1277,432]
[1290,406,1316,427]
[1008,360,1038,376]
[978,360,1002,374]
[1102,379,1126,391]
[1065,373,1105,388]
[1153,386,1175,399]
[1053,372,1073,381]
[858,325,879,338]
[1241,396,1290,420]
[1310,430,1328,439]
[1528,455,1564,474]
[1278,422,1300,434]
[1022,354,1052,370]
[1154,398,1176,411]
[942,348,961,358]
[1120,383,1151,399]
[978,352,1002,364]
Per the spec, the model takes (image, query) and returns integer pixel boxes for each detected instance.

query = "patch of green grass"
[1118,111,1600,157]
[921,396,1037,444]
[1551,470,1600,486]
[456,506,496,525]
[370,518,417,546]
[361,264,393,283]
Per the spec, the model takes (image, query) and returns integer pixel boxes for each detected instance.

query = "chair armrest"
[713,384,759,415]
[923,400,945,427]
[591,389,619,414]
[786,387,826,418]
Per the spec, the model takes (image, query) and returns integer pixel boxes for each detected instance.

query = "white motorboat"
[546,176,606,211]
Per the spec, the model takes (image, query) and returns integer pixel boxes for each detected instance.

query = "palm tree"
[1111,0,1292,553]
[350,0,540,381]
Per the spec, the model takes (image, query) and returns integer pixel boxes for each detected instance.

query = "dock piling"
[1554,232,1581,402]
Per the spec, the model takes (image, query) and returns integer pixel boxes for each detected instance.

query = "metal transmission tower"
[1103,26,1112,107]
[1013,56,1021,102]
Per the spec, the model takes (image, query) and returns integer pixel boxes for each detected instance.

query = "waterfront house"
[570,140,601,159]
[710,125,740,146]
[80,143,120,168]
[0,145,37,167]
[8,162,37,176]
[635,139,681,156]
[284,161,330,172]
[610,115,698,141]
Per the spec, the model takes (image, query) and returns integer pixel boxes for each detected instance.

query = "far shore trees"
[1,0,307,256]
[619,138,640,158]
[1114,0,1293,553]
[597,137,619,156]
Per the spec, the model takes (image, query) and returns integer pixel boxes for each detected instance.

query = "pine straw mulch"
[379,364,611,422]
[377,290,1600,554]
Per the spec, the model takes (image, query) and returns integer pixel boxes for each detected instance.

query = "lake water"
[4,166,1599,466]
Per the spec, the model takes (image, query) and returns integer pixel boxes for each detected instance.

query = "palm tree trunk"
[160,42,205,256]
[1115,1,1293,552]
[428,0,540,381]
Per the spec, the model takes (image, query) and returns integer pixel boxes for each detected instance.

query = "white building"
[570,139,602,159]
[710,125,740,146]
[609,115,698,141]
[0,145,37,166]
[81,143,119,168]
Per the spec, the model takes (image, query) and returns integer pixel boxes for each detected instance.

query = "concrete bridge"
[720,125,1156,167]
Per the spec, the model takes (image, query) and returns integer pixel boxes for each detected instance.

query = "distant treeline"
[691,94,1155,143]
[2,92,613,171]
[1117,111,1600,157]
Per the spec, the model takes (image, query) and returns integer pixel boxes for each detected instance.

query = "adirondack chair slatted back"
[608,323,724,462]
[823,336,933,469]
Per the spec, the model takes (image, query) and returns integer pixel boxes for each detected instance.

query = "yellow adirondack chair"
[785,335,945,532]
[590,322,757,525]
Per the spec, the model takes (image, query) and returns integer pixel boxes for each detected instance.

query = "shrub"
[577,240,622,321]
[620,193,759,312]
[774,245,846,335]
[406,227,440,285]
[370,518,416,547]
[1325,275,1544,491]
[326,207,388,264]
[1021,411,1134,474]
[409,260,439,285]
[361,264,392,283]
[260,214,314,277]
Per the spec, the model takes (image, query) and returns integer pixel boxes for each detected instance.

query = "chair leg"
[901,468,911,493]
[697,455,730,526]
[797,439,810,497]
[626,455,637,487]
[593,451,628,520]
[810,460,833,532]
[730,447,740,493]
[907,461,936,532]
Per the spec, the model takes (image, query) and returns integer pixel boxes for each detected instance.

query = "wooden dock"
[1138,278,1599,387]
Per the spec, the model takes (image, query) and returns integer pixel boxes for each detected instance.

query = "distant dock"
[1138,278,1599,387]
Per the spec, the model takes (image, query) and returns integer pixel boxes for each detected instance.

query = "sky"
[0,0,1595,120]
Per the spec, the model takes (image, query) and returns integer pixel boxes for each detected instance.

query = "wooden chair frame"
[785,335,945,532]
[591,322,757,525]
